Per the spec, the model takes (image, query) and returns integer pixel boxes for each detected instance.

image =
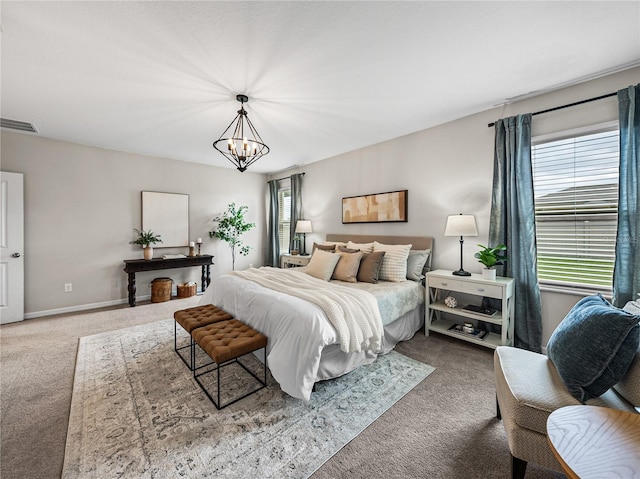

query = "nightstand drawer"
[428,277,463,291]
[462,282,503,299]
[286,256,309,266]
[281,254,311,268]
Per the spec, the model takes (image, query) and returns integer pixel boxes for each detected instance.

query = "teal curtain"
[289,173,304,253]
[266,179,280,267]
[490,113,543,352]
[613,84,640,307]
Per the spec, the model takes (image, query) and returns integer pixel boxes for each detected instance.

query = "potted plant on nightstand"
[474,244,507,280]
[130,228,162,260]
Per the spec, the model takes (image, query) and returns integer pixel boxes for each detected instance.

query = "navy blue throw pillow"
[547,294,640,402]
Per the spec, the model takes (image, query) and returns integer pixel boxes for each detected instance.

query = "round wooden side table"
[547,405,640,479]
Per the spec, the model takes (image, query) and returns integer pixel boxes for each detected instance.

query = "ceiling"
[2,1,639,174]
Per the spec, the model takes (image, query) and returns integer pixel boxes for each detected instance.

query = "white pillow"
[347,241,374,253]
[373,242,412,282]
[304,249,340,281]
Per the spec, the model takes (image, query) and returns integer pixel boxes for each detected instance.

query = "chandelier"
[212,94,270,172]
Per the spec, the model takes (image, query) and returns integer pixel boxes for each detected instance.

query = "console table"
[123,255,214,307]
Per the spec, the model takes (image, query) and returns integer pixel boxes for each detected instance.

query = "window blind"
[532,129,619,288]
[278,189,291,253]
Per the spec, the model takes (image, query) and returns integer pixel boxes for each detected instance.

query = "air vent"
[0,118,38,133]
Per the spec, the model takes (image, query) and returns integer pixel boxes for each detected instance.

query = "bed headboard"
[325,234,434,271]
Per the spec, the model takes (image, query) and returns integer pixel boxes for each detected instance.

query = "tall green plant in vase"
[209,203,255,270]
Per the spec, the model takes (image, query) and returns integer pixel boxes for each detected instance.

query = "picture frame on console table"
[342,189,408,224]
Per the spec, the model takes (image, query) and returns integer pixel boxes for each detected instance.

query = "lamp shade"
[444,214,478,237]
[295,220,313,234]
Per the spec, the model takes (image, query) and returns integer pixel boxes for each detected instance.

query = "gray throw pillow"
[312,242,336,253]
[547,294,640,402]
[406,249,431,281]
[337,245,360,253]
[356,251,385,284]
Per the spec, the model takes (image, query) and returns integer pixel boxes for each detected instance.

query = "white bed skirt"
[315,305,424,381]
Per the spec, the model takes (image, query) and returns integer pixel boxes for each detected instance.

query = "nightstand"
[425,269,514,349]
[280,254,311,268]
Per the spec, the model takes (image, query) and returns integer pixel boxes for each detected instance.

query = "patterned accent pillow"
[331,252,363,283]
[304,249,340,281]
[337,245,360,253]
[547,294,640,402]
[347,241,374,253]
[373,242,412,282]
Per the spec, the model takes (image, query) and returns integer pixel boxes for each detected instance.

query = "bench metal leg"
[193,347,268,410]
[174,321,197,370]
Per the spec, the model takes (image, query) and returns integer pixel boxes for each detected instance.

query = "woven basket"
[151,277,172,303]
[177,282,197,298]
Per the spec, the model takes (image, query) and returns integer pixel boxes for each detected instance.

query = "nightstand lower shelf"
[428,318,502,349]
[429,302,504,325]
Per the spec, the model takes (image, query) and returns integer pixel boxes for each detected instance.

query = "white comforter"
[199,269,345,400]
[232,267,383,353]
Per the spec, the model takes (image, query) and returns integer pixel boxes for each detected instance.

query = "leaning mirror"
[142,191,189,248]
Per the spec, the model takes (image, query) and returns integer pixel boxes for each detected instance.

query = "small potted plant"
[130,228,162,260]
[474,244,507,280]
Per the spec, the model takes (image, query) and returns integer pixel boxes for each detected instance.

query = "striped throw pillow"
[373,242,412,282]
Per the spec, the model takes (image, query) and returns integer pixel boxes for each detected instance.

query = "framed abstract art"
[342,190,408,224]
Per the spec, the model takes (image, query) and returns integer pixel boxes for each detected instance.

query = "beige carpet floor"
[0,297,565,479]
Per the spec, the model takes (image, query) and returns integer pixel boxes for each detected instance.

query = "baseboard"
[23,295,150,319]
[24,289,203,320]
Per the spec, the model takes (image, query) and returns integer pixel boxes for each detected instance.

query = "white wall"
[1,132,266,316]
[273,67,639,345]
[4,66,638,331]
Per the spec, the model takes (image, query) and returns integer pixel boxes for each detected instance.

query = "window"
[532,126,619,290]
[278,188,291,253]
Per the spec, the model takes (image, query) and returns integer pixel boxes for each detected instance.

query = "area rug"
[62,319,434,478]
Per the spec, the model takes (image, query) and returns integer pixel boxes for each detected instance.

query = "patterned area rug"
[63,319,434,478]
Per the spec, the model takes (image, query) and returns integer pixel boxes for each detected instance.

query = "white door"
[0,171,25,324]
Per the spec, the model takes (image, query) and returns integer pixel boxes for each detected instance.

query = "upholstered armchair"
[494,299,640,479]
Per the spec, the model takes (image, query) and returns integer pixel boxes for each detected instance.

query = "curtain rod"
[267,172,305,183]
[487,91,617,128]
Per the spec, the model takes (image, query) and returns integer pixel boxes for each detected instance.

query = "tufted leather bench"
[173,304,234,370]
[192,319,268,409]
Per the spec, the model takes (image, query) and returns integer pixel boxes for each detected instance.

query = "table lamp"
[444,214,478,276]
[295,220,313,256]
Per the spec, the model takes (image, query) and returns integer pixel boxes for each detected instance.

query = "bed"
[198,234,433,400]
